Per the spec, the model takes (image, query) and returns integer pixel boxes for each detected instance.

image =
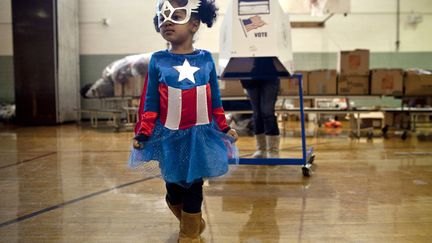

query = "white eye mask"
[156,0,201,27]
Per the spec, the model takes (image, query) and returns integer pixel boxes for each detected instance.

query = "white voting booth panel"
[219,0,294,80]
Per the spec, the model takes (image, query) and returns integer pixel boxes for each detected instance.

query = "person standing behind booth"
[241,58,280,158]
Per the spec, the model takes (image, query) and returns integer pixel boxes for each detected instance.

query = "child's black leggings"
[165,179,203,214]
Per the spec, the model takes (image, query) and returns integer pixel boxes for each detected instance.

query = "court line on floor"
[0,152,57,170]
[0,175,160,229]
[0,151,133,170]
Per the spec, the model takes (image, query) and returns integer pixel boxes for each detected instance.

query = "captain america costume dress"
[128,49,238,186]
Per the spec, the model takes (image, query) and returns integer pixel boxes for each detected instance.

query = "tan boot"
[179,211,203,243]
[166,199,206,234]
[252,134,267,158]
[266,135,280,158]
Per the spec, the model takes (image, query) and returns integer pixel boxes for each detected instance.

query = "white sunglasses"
[156,0,201,27]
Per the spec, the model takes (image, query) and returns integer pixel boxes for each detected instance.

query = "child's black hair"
[153,0,218,32]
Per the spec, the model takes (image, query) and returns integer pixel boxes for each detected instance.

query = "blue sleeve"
[144,56,160,113]
[208,55,223,109]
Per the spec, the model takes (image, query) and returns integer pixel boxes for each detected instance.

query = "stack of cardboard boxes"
[338,49,370,95]
[110,49,432,99]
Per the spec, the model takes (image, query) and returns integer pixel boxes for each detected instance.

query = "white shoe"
[266,135,280,158]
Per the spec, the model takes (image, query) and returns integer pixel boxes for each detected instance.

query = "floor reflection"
[238,167,280,243]
[1,124,432,242]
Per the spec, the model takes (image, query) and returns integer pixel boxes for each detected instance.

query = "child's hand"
[132,134,147,150]
[227,129,238,142]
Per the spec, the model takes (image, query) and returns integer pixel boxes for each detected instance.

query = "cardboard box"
[338,49,370,76]
[308,70,337,95]
[219,80,246,97]
[404,71,432,96]
[114,76,145,97]
[371,69,403,96]
[280,71,308,95]
[338,75,369,95]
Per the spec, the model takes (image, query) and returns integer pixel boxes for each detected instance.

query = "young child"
[128,0,238,242]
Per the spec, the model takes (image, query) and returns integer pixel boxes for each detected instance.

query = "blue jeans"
[242,80,280,136]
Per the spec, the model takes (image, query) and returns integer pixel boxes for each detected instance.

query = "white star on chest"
[173,59,200,83]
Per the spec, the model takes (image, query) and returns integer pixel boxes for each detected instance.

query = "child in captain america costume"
[128,0,238,242]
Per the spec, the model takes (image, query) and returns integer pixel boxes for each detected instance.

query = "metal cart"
[230,74,315,176]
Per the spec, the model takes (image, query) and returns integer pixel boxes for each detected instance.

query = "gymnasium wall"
[1,0,431,103]
[77,0,432,54]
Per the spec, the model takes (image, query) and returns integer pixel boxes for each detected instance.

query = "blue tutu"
[128,120,239,186]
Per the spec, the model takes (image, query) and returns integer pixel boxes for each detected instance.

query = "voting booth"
[219,0,294,80]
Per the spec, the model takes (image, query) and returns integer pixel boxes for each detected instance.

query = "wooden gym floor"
[0,122,431,242]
